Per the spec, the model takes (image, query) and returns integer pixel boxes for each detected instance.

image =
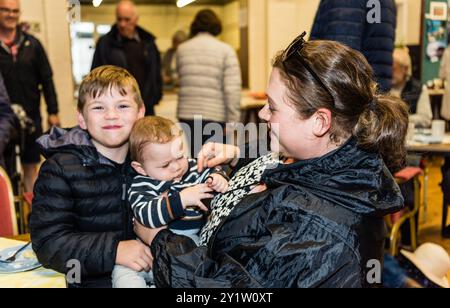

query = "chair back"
[387,167,423,256]
[0,167,18,237]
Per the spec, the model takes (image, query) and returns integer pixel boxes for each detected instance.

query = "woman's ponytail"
[354,94,409,173]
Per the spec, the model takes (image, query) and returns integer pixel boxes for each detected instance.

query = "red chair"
[0,166,18,237]
[387,167,423,256]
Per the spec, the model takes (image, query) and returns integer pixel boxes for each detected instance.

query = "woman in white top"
[176,9,242,158]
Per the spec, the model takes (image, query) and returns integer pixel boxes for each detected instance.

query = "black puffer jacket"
[29,127,135,288]
[151,139,403,288]
[0,72,14,168]
[0,27,58,122]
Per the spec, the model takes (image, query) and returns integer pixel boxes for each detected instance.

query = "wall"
[80,3,241,53]
[21,0,76,128]
[248,0,320,92]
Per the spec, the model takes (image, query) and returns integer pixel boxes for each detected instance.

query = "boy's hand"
[116,240,153,272]
[207,174,229,193]
[180,184,214,212]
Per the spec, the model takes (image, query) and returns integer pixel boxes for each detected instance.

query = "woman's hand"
[134,220,167,246]
[197,143,240,172]
[116,240,153,272]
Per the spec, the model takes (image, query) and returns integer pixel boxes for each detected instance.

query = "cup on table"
[431,120,446,137]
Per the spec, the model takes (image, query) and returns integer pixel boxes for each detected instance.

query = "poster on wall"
[429,1,448,20]
[426,19,447,62]
[422,0,448,83]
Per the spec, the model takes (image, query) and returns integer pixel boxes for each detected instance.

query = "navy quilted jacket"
[310,0,397,92]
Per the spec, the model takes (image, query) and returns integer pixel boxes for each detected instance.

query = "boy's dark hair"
[78,65,144,112]
[190,9,222,37]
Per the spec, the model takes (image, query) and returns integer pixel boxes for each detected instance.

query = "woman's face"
[259,68,333,160]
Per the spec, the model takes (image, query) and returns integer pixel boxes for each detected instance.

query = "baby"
[112,116,229,288]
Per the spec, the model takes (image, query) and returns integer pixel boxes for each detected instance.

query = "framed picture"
[430,1,448,21]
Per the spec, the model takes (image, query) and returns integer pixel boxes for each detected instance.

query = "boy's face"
[132,136,189,182]
[77,87,145,152]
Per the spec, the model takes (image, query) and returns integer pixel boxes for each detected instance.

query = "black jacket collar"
[261,138,403,217]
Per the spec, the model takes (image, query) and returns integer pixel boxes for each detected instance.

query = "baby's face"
[137,136,189,182]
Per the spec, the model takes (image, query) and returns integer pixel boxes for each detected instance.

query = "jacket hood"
[262,138,403,217]
[37,126,113,167]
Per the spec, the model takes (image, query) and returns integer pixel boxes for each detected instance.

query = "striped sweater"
[129,159,226,231]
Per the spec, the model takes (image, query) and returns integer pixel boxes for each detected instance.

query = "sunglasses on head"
[282,31,335,106]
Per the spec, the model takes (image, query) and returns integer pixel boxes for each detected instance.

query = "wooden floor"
[416,157,450,284]
[417,158,450,253]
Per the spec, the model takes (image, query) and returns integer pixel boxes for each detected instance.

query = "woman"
[136,34,409,288]
[176,9,242,158]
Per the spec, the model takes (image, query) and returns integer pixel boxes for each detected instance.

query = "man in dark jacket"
[310,0,397,92]
[0,71,14,169]
[0,0,60,192]
[91,0,162,116]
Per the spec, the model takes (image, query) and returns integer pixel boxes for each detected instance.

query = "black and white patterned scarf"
[199,153,281,246]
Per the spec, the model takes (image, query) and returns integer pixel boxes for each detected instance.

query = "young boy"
[112,116,229,288]
[29,66,150,288]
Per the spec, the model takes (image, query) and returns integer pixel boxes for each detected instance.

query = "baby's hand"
[180,184,214,212]
[207,174,229,194]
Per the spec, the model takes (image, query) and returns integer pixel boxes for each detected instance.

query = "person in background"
[392,47,432,128]
[162,30,187,89]
[310,0,397,92]
[438,45,450,238]
[177,9,242,158]
[91,0,162,116]
[442,46,450,120]
[0,0,60,192]
[0,71,14,169]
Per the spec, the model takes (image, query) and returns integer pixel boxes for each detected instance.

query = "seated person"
[112,116,229,288]
[392,47,432,128]
[135,36,408,288]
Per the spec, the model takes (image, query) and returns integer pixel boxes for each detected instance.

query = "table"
[407,137,450,230]
[0,238,66,288]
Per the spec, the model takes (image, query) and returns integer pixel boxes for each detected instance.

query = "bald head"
[0,0,21,32]
[116,0,138,38]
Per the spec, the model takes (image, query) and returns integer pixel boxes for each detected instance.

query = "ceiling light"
[176,0,197,8]
[92,0,103,8]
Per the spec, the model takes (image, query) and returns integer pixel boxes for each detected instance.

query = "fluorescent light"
[92,0,102,7]
[176,0,197,8]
